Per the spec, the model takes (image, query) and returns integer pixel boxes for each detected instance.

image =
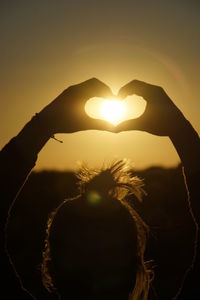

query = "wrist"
[16,113,53,156]
[169,116,193,139]
[169,118,200,173]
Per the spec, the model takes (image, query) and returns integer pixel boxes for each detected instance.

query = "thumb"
[115,117,146,133]
[86,118,116,132]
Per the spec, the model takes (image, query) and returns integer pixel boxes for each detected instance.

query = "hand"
[38,78,114,134]
[116,80,186,137]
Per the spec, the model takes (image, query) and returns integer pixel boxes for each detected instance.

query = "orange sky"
[1,1,199,170]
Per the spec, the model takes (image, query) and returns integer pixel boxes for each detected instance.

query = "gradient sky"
[1,0,200,171]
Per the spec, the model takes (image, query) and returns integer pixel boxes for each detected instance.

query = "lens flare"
[86,190,102,205]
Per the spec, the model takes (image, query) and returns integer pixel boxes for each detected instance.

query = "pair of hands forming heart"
[39,78,185,138]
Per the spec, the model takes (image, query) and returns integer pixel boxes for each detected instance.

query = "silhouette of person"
[0,78,199,299]
[41,159,152,300]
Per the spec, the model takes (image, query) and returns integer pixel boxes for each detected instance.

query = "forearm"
[0,114,52,224]
[170,118,200,173]
[169,117,200,223]
[169,119,200,298]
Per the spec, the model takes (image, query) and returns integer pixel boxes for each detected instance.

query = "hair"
[41,160,153,299]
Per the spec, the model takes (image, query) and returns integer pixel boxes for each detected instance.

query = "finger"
[86,118,116,132]
[118,80,160,100]
[115,118,145,133]
[79,78,114,100]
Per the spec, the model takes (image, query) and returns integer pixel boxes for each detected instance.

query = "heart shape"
[85,95,146,126]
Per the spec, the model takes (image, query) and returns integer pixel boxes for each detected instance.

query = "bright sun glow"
[85,95,146,126]
[100,99,126,126]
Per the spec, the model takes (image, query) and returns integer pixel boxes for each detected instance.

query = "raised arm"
[117,80,200,222]
[0,78,113,298]
[116,80,200,298]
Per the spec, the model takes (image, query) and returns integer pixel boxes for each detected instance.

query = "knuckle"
[90,77,99,84]
[157,86,166,95]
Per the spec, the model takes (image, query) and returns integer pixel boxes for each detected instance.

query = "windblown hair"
[42,160,153,300]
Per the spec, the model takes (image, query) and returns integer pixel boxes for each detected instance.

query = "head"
[42,160,152,300]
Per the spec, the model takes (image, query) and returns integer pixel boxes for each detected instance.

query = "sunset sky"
[1,0,200,171]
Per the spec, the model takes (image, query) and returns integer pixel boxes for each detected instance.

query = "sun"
[100,99,126,126]
[84,95,146,126]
